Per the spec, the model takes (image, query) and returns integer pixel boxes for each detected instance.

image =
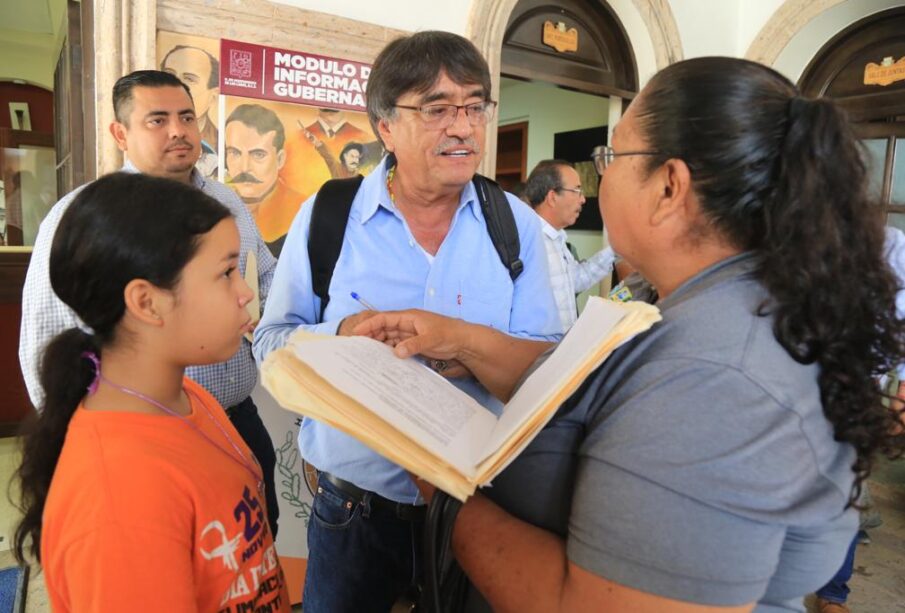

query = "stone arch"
[746,0,904,80]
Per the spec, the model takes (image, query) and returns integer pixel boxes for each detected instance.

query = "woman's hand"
[354,309,471,361]
[409,472,438,504]
[355,308,552,401]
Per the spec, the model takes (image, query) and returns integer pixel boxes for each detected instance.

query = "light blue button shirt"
[254,157,562,502]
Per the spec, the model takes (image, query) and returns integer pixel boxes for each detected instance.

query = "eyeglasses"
[591,145,664,175]
[557,186,583,195]
[394,101,497,129]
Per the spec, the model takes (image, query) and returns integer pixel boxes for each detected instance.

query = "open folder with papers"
[261,297,661,501]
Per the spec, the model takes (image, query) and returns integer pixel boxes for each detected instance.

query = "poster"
[156,34,382,255]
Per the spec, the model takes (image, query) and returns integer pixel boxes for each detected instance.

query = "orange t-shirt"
[41,378,291,613]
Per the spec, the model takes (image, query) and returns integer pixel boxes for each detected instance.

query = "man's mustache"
[165,138,195,151]
[228,172,263,184]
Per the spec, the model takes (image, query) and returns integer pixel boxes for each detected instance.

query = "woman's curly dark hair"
[635,57,905,503]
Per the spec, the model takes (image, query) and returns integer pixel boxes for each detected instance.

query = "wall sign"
[221,39,370,111]
[542,21,578,53]
[864,56,905,87]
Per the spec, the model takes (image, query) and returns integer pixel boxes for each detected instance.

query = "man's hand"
[338,310,379,336]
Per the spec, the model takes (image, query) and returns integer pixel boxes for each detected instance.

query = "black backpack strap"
[308,175,365,321]
[472,174,523,281]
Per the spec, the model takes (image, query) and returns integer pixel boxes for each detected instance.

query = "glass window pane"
[863,138,888,203]
[892,139,905,207]
[1,146,57,248]
[886,211,905,234]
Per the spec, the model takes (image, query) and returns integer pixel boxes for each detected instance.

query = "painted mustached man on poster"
[225,103,303,254]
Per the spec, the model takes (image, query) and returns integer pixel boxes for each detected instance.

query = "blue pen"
[350,291,377,311]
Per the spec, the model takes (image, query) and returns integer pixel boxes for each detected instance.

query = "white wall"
[668,0,786,59]
[271,0,662,88]
[499,79,610,177]
[669,0,738,58]
[737,0,786,56]
[606,0,660,87]
[271,0,469,35]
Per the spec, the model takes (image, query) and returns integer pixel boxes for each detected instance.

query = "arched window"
[800,7,905,226]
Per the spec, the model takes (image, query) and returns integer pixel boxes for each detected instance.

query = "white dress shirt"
[540,217,615,331]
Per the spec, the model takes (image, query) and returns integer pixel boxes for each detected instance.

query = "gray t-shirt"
[471,253,857,612]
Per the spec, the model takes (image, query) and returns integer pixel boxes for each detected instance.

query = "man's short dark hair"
[366,31,492,142]
[225,104,286,151]
[524,159,574,208]
[112,70,193,124]
[340,141,364,161]
[160,45,220,90]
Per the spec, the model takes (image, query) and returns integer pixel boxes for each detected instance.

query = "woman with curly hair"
[356,57,905,612]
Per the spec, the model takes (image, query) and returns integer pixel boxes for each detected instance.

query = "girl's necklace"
[81,352,264,498]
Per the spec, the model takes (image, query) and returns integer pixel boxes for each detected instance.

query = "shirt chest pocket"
[456,277,513,331]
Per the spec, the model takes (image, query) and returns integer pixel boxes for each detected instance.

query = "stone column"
[91,0,157,175]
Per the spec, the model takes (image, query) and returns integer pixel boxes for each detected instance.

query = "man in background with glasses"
[525,159,616,331]
[253,31,561,612]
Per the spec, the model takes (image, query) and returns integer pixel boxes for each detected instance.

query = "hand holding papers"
[261,297,661,501]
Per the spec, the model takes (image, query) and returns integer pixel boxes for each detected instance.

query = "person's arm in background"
[18,193,84,409]
[568,246,616,294]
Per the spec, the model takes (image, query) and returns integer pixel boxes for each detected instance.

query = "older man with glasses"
[253,30,561,612]
[524,159,616,331]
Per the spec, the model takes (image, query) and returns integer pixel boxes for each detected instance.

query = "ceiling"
[0,0,58,34]
[0,0,68,88]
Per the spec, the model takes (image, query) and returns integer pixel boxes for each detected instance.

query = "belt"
[321,472,426,522]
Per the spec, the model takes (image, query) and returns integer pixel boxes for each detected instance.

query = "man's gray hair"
[366,31,492,144]
[524,159,574,208]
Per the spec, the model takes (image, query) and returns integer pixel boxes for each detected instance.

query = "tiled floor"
[804,459,905,613]
[3,460,904,612]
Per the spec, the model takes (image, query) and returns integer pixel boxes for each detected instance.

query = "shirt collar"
[359,156,482,224]
[121,158,204,188]
[538,216,565,241]
[658,252,757,311]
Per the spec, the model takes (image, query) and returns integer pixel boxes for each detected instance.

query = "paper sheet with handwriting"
[291,336,497,473]
[483,297,628,457]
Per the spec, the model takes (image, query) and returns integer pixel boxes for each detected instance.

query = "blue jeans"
[816,532,858,603]
[302,475,424,613]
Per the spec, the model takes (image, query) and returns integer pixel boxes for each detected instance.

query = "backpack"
[307,173,524,320]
